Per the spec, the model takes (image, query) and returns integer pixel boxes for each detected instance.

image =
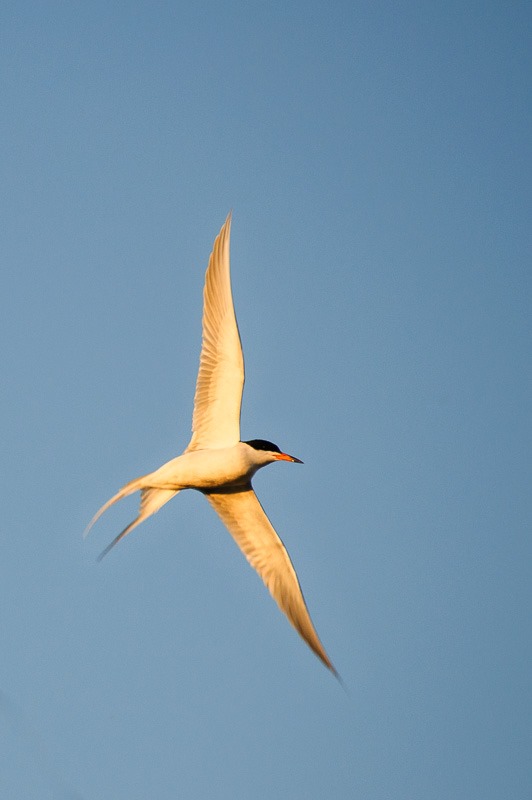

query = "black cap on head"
[244,439,281,454]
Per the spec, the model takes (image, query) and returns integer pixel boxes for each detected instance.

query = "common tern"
[85,214,336,674]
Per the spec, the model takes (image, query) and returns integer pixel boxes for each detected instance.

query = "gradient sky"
[1,2,530,798]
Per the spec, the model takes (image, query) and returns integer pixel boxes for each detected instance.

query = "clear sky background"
[1,2,530,798]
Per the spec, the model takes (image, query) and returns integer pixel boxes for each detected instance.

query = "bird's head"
[243,439,303,465]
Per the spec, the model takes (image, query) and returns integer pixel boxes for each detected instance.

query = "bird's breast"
[148,444,258,490]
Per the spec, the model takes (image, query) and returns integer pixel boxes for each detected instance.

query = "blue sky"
[1,2,530,798]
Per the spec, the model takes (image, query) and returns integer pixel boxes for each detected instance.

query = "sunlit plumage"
[85,214,336,675]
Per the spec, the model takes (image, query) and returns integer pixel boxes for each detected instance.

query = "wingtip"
[212,211,232,251]
[322,658,349,692]
[322,654,343,685]
[334,670,348,694]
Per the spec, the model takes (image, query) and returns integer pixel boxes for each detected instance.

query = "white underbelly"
[147,445,255,490]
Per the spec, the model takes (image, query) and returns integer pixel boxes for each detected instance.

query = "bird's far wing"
[205,486,336,674]
[187,213,244,450]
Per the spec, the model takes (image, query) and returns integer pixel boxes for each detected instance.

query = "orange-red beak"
[273,452,303,464]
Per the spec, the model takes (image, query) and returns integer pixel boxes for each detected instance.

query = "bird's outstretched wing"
[187,213,244,450]
[205,486,336,674]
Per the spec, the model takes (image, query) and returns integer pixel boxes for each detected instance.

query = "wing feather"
[187,213,244,450]
[205,487,336,674]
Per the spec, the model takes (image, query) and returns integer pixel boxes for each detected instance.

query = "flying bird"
[85,213,336,675]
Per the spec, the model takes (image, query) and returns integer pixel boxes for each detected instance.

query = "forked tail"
[84,477,180,560]
[83,475,145,539]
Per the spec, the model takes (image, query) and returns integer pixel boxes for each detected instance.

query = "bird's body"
[138,443,271,491]
[85,214,336,675]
